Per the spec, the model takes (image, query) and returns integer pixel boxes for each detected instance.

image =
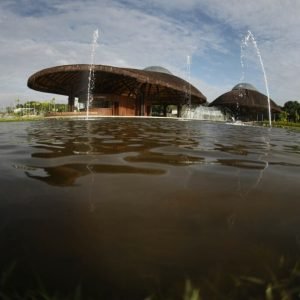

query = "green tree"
[279,110,288,122]
[20,100,67,115]
[283,101,300,122]
[15,98,22,109]
[56,103,67,112]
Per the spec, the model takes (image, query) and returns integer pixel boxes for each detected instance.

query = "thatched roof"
[27,64,206,104]
[209,85,281,113]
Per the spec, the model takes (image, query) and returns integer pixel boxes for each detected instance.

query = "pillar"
[163,104,168,117]
[177,104,182,118]
[68,95,75,112]
[140,94,145,116]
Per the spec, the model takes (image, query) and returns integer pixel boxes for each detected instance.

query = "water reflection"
[25,163,165,186]
[22,119,300,199]
[24,119,205,186]
[27,119,200,157]
[217,159,266,169]
[21,119,300,216]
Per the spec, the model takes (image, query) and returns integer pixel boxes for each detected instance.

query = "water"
[86,29,99,120]
[181,105,229,121]
[241,30,272,127]
[182,54,229,122]
[186,55,192,108]
[0,119,299,299]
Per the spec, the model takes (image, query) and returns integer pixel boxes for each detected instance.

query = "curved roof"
[27,64,206,105]
[232,82,257,91]
[143,66,172,75]
[209,87,281,113]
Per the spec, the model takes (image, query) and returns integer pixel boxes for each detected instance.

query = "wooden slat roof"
[27,64,206,104]
[209,88,281,112]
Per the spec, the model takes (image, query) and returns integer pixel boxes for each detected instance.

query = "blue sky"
[0,0,299,107]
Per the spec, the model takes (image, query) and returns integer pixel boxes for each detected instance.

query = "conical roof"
[209,83,281,113]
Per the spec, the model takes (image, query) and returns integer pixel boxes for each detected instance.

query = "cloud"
[0,0,226,106]
[0,0,299,107]
[1,0,62,17]
[124,0,300,103]
[195,0,300,102]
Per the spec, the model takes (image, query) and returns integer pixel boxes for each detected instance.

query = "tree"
[283,101,300,122]
[15,98,22,108]
[279,110,288,122]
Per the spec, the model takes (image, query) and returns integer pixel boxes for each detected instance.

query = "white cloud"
[0,0,226,106]
[127,0,300,104]
[197,0,300,103]
[0,0,299,107]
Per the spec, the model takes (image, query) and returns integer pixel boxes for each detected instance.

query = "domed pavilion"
[209,83,281,121]
[28,64,206,116]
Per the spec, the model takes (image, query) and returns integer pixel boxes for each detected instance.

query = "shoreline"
[1,115,299,130]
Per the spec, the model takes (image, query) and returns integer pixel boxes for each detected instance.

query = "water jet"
[86,29,99,120]
[241,30,272,127]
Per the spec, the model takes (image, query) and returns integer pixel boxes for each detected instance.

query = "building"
[209,83,281,121]
[27,64,206,117]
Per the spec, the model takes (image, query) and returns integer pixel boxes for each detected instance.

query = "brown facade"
[88,94,136,116]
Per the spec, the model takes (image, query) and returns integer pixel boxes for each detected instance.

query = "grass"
[0,115,44,122]
[1,258,300,300]
[258,121,300,129]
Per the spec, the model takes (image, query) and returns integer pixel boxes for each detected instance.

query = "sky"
[0,0,299,107]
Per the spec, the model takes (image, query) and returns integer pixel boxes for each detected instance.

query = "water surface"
[0,118,299,298]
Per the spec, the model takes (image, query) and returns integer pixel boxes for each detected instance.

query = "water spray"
[86,29,99,120]
[241,30,271,127]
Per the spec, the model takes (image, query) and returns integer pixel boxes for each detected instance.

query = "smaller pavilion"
[209,83,281,121]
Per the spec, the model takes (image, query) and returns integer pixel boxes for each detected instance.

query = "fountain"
[181,105,230,121]
[186,55,192,106]
[86,29,99,120]
[181,55,230,122]
[182,55,229,122]
[185,55,192,118]
[240,30,272,127]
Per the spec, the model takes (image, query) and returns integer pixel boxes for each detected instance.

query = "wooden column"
[68,95,75,112]
[137,83,146,116]
[140,93,145,116]
[177,104,182,118]
[163,104,168,117]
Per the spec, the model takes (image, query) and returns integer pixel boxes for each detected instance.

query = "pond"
[0,118,299,299]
